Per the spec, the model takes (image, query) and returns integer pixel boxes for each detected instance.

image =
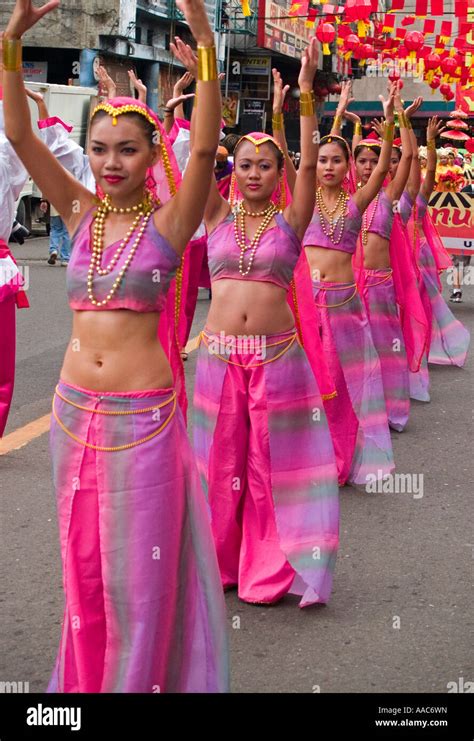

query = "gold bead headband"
[92,102,160,130]
[320,134,352,158]
[235,134,285,157]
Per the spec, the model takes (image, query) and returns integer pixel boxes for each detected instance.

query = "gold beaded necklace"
[315,186,348,245]
[361,192,380,245]
[233,200,277,277]
[87,192,155,307]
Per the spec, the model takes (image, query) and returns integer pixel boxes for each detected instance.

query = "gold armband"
[398,111,412,129]
[383,122,395,142]
[272,112,283,131]
[354,121,362,137]
[300,91,315,117]
[332,113,342,131]
[2,37,22,72]
[197,46,217,81]
[427,139,436,152]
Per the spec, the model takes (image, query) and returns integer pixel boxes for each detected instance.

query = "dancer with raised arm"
[175,38,340,608]
[301,84,400,487]
[3,0,228,693]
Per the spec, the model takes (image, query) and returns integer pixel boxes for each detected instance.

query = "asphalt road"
[1,235,472,693]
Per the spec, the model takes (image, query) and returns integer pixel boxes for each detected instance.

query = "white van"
[15,82,97,232]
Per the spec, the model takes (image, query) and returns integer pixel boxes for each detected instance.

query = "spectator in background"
[220,133,239,161]
[41,199,71,266]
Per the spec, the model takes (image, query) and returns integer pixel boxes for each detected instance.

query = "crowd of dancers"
[0,0,470,693]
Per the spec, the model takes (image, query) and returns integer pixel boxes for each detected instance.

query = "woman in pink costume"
[301,85,404,488]
[3,0,228,692]
[406,120,470,372]
[349,93,427,431]
[181,39,340,608]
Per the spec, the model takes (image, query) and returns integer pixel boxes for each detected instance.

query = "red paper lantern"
[440,83,454,101]
[316,22,336,55]
[429,75,441,90]
[405,30,424,53]
[424,53,441,72]
[440,56,458,78]
[388,69,401,82]
[360,43,376,60]
[345,33,360,52]
[465,138,474,154]
[344,0,372,37]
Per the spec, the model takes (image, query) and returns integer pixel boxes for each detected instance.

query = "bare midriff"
[205,279,295,336]
[304,246,354,283]
[60,310,173,391]
[363,232,391,270]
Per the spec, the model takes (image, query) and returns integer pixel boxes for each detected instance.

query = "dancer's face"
[234,141,281,202]
[389,148,401,179]
[317,142,349,187]
[355,147,379,185]
[88,115,159,203]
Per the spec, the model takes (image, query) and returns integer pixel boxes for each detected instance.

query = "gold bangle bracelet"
[383,122,395,142]
[333,113,342,130]
[197,46,217,81]
[300,91,315,117]
[427,139,436,151]
[354,122,362,137]
[397,111,406,127]
[272,112,283,130]
[2,37,22,72]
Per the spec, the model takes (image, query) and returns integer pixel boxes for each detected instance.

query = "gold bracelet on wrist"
[333,113,342,130]
[300,91,315,117]
[354,122,362,137]
[197,46,217,82]
[2,37,22,72]
[427,139,436,151]
[383,122,395,142]
[272,112,283,131]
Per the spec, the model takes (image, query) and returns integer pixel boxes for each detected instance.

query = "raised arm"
[285,37,319,238]
[271,68,297,193]
[330,80,354,136]
[354,82,396,213]
[97,65,116,101]
[383,88,415,202]
[128,69,147,104]
[171,71,194,123]
[344,111,362,155]
[25,87,48,120]
[3,0,94,228]
[157,0,222,253]
[420,116,445,201]
[170,35,228,232]
[404,97,424,201]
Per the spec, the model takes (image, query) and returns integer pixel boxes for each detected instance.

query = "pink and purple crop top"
[302,195,362,254]
[398,190,414,226]
[364,189,394,241]
[67,208,180,312]
[207,210,301,290]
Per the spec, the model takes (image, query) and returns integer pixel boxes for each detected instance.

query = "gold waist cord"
[52,386,177,452]
[313,282,358,308]
[364,269,393,289]
[198,331,298,368]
